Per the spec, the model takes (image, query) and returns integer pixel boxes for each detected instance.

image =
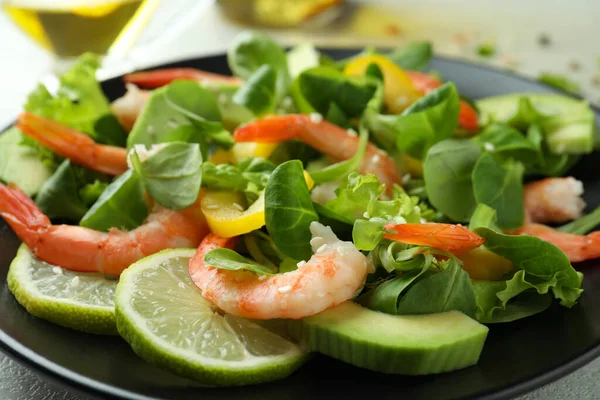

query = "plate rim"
[1,52,599,400]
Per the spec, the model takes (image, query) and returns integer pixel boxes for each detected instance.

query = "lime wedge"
[115,248,308,386]
[7,244,117,335]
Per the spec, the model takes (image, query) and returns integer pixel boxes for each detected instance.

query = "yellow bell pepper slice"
[208,142,278,165]
[401,154,424,178]
[458,246,515,281]
[343,54,421,114]
[201,171,315,238]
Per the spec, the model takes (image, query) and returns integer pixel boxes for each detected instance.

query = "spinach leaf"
[0,127,52,196]
[35,160,90,221]
[80,169,148,231]
[309,124,369,184]
[325,101,351,128]
[279,257,300,273]
[227,31,290,102]
[296,66,379,118]
[472,152,525,230]
[365,82,460,159]
[558,205,600,235]
[204,248,277,275]
[131,142,203,210]
[474,227,583,307]
[475,124,539,164]
[396,259,477,318]
[423,139,481,222]
[268,140,320,165]
[385,41,432,71]
[265,160,318,260]
[165,80,233,149]
[79,180,108,207]
[357,258,432,314]
[232,64,277,116]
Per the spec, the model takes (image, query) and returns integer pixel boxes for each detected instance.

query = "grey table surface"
[1,350,599,400]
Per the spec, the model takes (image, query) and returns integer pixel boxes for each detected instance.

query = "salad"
[0,30,598,386]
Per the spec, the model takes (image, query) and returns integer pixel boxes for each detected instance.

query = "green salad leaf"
[558,205,600,235]
[385,41,432,71]
[227,30,290,103]
[472,152,525,230]
[232,64,277,116]
[265,160,318,261]
[423,139,481,222]
[79,169,148,231]
[294,66,379,118]
[537,73,580,95]
[365,82,460,160]
[131,142,203,210]
[204,248,277,275]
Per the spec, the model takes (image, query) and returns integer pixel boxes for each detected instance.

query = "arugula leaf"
[265,160,318,260]
[309,124,369,184]
[558,205,600,235]
[423,139,481,222]
[232,64,277,116]
[24,53,125,146]
[474,227,584,307]
[227,31,290,102]
[131,142,203,210]
[79,169,148,231]
[472,152,525,230]
[204,248,277,275]
[365,82,460,159]
[295,66,379,118]
[385,41,432,71]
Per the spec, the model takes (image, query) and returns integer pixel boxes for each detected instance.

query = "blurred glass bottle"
[217,0,347,28]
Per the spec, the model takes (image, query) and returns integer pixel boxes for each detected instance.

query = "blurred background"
[1,0,598,129]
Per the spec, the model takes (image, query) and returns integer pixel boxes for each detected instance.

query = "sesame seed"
[278,285,292,293]
[70,277,80,287]
[52,267,63,275]
[402,173,412,184]
[282,97,293,108]
[394,96,409,107]
[317,244,327,253]
[232,203,244,211]
[363,211,371,219]
[484,142,495,152]
[296,260,306,267]
[372,154,381,164]
[204,204,219,210]
[309,113,323,123]
[347,128,358,137]
[258,275,268,281]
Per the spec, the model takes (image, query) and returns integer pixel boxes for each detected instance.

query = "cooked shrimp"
[16,112,128,176]
[189,222,370,320]
[124,68,242,89]
[233,114,402,188]
[384,223,485,255]
[515,223,600,263]
[523,177,585,224]
[0,183,209,276]
[110,83,150,131]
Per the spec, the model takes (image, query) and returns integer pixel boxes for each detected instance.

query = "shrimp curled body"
[189,222,370,320]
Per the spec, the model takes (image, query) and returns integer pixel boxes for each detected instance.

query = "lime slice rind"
[7,244,117,335]
[115,248,308,386]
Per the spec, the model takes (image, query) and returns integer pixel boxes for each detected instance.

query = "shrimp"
[189,222,370,320]
[523,177,585,224]
[123,68,242,89]
[0,183,209,276]
[110,83,150,131]
[16,112,128,176]
[233,114,402,188]
[384,223,485,256]
[515,223,600,263]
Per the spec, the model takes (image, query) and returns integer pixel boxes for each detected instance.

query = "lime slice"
[115,248,308,386]
[7,244,117,335]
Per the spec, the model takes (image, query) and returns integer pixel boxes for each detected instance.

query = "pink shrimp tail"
[16,112,128,176]
[124,68,242,89]
[0,183,50,249]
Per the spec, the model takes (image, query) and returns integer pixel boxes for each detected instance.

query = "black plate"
[1,50,600,400]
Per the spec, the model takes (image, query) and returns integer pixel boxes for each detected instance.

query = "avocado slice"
[285,301,489,375]
[476,93,595,155]
[0,127,53,196]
